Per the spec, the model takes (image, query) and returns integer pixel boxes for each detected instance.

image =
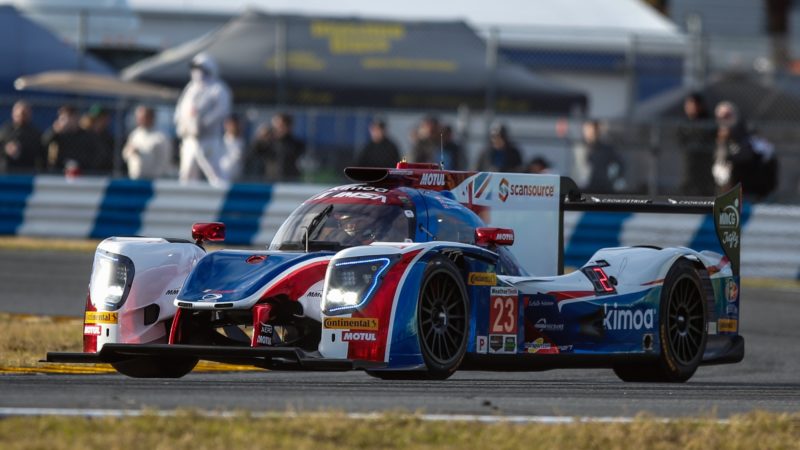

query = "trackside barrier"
[0,175,798,279]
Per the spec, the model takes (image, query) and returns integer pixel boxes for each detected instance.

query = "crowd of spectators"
[0,54,779,201]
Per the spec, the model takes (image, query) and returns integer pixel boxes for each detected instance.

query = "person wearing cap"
[475,122,522,172]
[356,118,400,168]
[174,52,232,186]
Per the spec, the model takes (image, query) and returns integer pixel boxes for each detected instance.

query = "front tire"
[614,259,707,382]
[415,257,469,380]
[112,356,198,378]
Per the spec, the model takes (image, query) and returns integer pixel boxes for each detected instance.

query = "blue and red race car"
[48,163,744,382]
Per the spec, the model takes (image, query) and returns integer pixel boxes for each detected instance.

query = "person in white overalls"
[174,53,231,186]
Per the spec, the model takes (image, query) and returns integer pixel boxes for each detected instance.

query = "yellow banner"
[718,318,738,333]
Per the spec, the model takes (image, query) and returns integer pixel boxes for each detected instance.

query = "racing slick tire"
[368,256,469,381]
[613,259,708,383]
[111,356,198,378]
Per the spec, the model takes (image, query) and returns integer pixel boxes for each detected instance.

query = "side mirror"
[475,227,514,247]
[192,222,225,246]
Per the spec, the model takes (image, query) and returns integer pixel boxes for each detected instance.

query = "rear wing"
[559,177,742,276]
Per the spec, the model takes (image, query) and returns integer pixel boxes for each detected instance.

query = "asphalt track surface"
[1,249,798,418]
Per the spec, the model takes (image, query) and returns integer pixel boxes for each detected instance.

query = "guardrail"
[0,175,797,279]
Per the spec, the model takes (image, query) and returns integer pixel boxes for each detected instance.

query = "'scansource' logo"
[498,178,510,202]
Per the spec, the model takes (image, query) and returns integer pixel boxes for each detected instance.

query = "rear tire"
[614,259,707,382]
[112,356,198,378]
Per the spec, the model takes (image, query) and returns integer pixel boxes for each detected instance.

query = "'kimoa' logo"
[603,303,655,330]
[719,200,740,229]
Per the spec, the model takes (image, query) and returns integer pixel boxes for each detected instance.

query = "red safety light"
[592,267,615,293]
[475,227,515,247]
[192,222,226,245]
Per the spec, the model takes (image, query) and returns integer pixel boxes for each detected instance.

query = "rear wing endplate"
[559,177,742,277]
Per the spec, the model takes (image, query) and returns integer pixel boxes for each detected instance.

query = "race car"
[47,162,744,382]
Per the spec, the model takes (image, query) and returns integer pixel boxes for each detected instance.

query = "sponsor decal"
[84,311,118,324]
[329,185,389,193]
[420,172,446,186]
[331,192,387,203]
[341,331,377,342]
[323,317,379,330]
[468,272,497,286]
[306,290,322,298]
[498,178,555,202]
[476,336,488,354]
[498,178,510,202]
[201,293,223,301]
[558,344,574,352]
[722,230,739,249]
[707,321,718,335]
[525,337,559,354]
[489,334,503,352]
[534,318,564,332]
[726,304,739,316]
[590,197,649,205]
[489,334,516,354]
[165,288,180,296]
[490,288,518,334]
[404,209,415,218]
[504,336,516,352]
[719,202,740,229]
[83,325,101,336]
[528,297,556,308]
[603,303,655,331]
[725,279,739,303]
[718,318,738,333]
[256,323,273,346]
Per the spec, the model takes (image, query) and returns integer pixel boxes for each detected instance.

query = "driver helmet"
[337,213,375,240]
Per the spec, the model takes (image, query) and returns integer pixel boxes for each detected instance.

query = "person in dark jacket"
[356,119,400,168]
[677,92,716,195]
[582,120,624,194]
[254,112,305,182]
[42,105,99,175]
[713,101,759,197]
[475,122,522,172]
[0,101,43,173]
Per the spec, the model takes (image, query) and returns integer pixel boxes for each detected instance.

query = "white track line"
[0,407,728,424]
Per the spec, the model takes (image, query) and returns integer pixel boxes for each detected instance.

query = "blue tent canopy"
[0,5,114,95]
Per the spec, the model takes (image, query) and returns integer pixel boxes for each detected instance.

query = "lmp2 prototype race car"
[48,162,744,382]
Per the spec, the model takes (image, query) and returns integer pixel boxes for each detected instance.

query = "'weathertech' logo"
[498,178,555,202]
[323,317,379,330]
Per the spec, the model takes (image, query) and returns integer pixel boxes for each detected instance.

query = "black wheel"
[414,257,469,380]
[112,356,198,378]
[614,259,707,382]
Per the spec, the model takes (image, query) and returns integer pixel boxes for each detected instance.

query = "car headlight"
[89,250,135,311]
[323,256,393,314]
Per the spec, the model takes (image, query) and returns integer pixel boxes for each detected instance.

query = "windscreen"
[269,200,415,251]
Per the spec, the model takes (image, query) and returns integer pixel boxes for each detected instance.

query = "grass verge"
[0,410,797,450]
[0,313,81,368]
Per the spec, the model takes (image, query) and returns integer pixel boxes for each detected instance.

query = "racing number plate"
[489,287,518,334]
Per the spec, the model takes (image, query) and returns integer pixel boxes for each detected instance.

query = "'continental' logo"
[85,311,118,324]
[498,178,555,202]
[468,272,497,286]
[323,317,379,330]
[718,318,738,333]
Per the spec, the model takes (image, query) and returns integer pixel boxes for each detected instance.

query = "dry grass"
[0,313,82,367]
[0,410,797,450]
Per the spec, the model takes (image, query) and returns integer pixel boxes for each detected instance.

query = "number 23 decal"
[490,296,518,334]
